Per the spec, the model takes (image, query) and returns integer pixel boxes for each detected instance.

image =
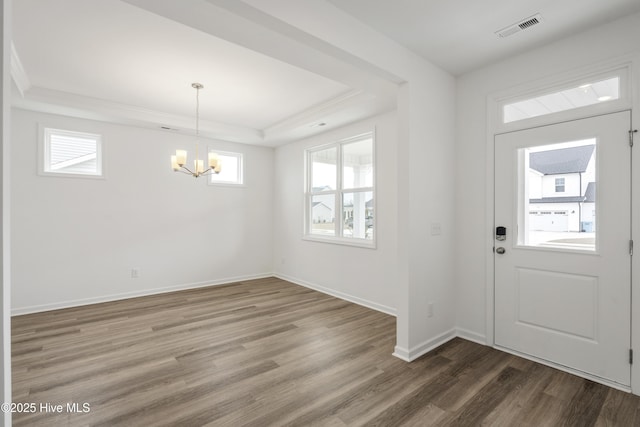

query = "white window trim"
[38,125,105,180]
[303,131,376,249]
[207,149,244,187]
[495,63,632,133]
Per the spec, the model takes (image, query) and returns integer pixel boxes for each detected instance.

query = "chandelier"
[171,83,221,178]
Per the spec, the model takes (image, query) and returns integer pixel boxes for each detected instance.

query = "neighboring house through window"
[527,142,596,233]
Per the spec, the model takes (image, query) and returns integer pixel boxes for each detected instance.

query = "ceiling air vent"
[495,13,543,38]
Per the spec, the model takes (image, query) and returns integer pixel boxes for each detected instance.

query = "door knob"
[496,247,506,254]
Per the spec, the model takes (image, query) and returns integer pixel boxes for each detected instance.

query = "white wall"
[273,111,398,314]
[455,12,640,343]
[226,1,458,360]
[397,77,457,358]
[11,109,274,314]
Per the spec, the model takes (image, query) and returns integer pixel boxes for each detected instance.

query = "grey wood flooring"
[11,277,640,426]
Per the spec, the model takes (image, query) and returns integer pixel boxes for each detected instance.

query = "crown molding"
[12,85,394,147]
[10,42,31,97]
[13,86,264,144]
[262,89,393,144]
[264,89,370,135]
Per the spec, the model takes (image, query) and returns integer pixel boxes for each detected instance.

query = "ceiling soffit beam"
[121,0,399,102]
[219,0,442,82]
[206,0,405,87]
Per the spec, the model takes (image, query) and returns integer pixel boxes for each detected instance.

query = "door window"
[519,139,596,251]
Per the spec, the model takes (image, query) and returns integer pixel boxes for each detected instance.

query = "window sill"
[208,182,246,188]
[302,234,376,249]
[38,171,106,180]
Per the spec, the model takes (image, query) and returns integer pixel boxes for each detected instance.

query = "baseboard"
[392,328,487,362]
[393,328,457,362]
[392,346,411,362]
[274,273,397,316]
[455,327,487,345]
[11,272,274,316]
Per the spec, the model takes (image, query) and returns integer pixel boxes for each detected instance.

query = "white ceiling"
[13,0,379,145]
[13,0,357,131]
[327,0,640,75]
[11,0,640,146]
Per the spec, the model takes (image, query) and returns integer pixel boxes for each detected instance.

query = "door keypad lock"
[496,226,506,241]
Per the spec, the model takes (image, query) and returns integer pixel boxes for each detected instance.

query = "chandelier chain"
[195,85,200,137]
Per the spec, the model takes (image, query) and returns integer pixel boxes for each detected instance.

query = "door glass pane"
[520,139,596,251]
[342,138,373,189]
[310,194,335,236]
[310,147,336,191]
[342,191,373,240]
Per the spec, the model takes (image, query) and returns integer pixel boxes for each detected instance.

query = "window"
[209,150,243,185]
[42,128,103,177]
[502,75,622,124]
[305,132,374,246]
[521,140,596,251]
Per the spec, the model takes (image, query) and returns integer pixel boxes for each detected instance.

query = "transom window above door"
[498,65,630,128]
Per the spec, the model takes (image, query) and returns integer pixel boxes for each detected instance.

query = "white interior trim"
[274,272,396,316]
[11,272,274,316]
[10,41,29,97]
[16,86,264,144]
[492,57,634,134]
[393,329,457,362]
[456,327,487,345]
[497,66,631,131]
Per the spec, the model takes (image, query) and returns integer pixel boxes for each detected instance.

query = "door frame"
[484,55,639,392]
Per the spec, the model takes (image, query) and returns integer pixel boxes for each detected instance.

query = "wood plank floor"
[11,277,640,426]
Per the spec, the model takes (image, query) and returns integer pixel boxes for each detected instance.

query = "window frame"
[555,177,565,193]
[495,65,631,133]
[501,74,622,125]
[207,149,244,187]
[303,131,376,248]
[39,126,105,179]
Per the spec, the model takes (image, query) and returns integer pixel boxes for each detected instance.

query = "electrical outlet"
[131,268,140,279]
[427,302,434,318]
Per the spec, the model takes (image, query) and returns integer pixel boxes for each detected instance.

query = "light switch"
[430,223,442,236]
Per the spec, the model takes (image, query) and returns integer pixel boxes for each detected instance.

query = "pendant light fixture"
[171,83,221,178]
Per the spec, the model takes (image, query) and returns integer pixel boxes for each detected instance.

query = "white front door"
[494,111,632,387]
